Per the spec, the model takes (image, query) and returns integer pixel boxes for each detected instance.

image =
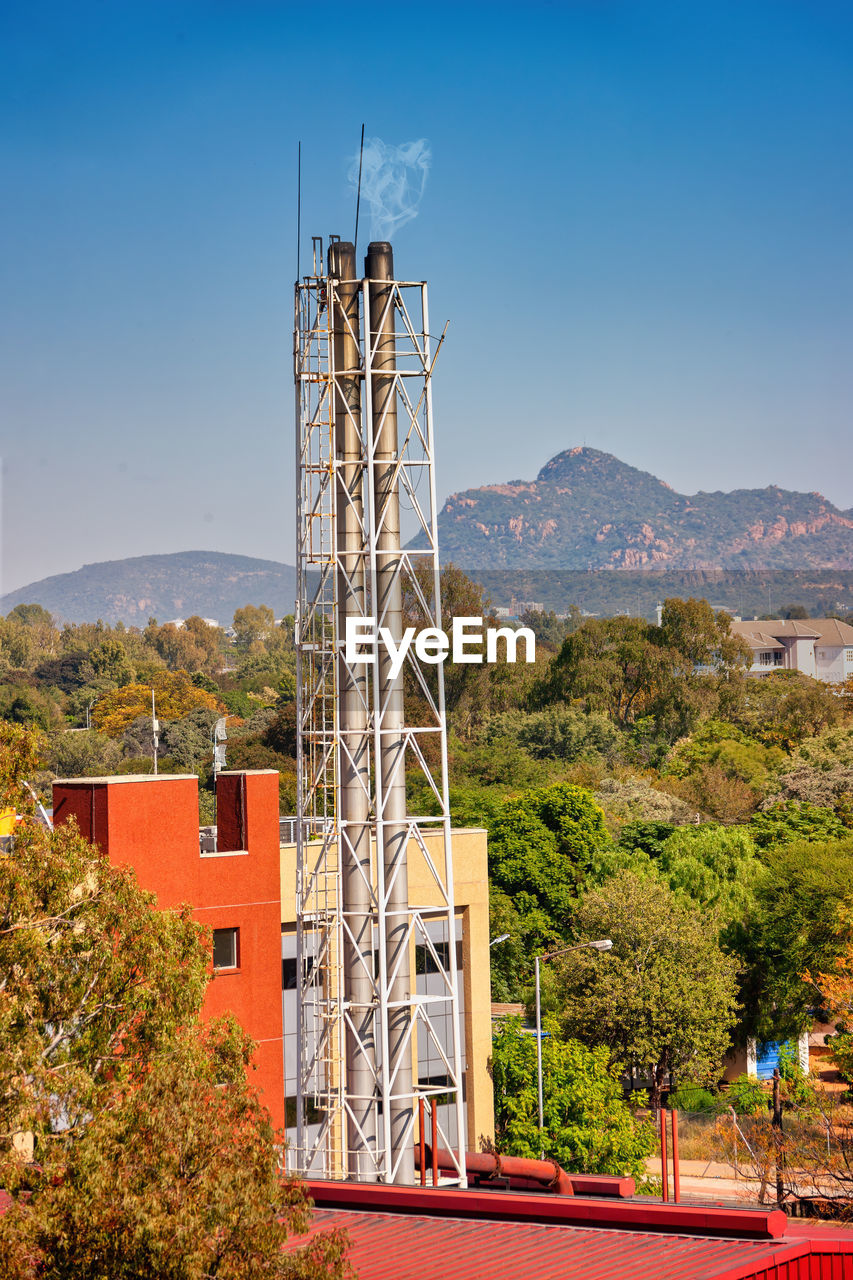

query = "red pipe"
[671,1109,680,1203]
[660,1109,669,1202]
[417,1146,574,1196]
[418,1098,426,1188]
[431,1102,438,1187]
[307,1178,789,1240]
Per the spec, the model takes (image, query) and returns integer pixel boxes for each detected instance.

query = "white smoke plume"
[348,136,432,241]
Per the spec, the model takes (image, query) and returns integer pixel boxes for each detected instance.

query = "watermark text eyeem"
[345,617,536,680]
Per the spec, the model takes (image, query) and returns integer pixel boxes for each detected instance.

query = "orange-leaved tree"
[0,722,350,1280]
[91,669,223,737]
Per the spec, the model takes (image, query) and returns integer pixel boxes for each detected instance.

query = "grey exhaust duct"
[366,240,414,1182]
[329,240,377,1178]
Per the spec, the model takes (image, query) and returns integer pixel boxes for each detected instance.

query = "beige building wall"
[279,826,494,1157]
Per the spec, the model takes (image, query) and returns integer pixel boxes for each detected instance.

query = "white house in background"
[729,618,853,682]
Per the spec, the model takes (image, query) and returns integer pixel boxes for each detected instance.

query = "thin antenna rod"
[296,141,302,281]
[354,123,365,255]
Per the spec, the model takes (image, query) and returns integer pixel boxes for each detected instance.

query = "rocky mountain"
[1,552,297,626]
[428,448,853,570]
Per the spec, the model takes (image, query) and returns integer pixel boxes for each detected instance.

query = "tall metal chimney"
[365,240,414,1182]
[294,235,465,1188]
[328,240,377,1178]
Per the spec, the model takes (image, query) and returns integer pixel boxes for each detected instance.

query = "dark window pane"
[213,927,238,970]
[415,939,463,975]
[284,1096,324,1127]
[282,956,315,990]
[415,940,450,975]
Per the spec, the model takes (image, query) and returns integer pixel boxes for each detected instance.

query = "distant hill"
[1,552,297,626]
[425,447,853,570]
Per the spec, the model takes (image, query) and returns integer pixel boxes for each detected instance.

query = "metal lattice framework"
[293,237,466,1184]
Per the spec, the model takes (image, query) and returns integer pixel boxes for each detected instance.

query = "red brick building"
[52,770,285,1129]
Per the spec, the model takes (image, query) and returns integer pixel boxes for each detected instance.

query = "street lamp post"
[535,938,613,1155]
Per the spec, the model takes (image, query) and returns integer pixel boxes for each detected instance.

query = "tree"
[4,605,59,662]
[232,605,276,650]
[482,706,622,765]
[537,600,750,748]
[657,823,762,925]
[490,1016,655,1179]
[145,617,224,677]
[486,783,613,1001]
[0,682,61,732]
[763,727,853,813]
[726,670,844,750]
[750,801,846,848]
[735,838,853,1041]
[617,820,676,860]
[489,783,611,940]
[0,1022,350,1280]
[664,720,785,796]
[551,871,739,1107]
[657,597,749,672]
[160,707,222,773]
[537,616,681,729]
[0,725,211,1150]
[46,727,123,779]
[591,774,696,826]
[85,636,135,687]
[6,604,54,630]
[92,671,222,737]
[517,607,583,651]
[0,722,348,1279]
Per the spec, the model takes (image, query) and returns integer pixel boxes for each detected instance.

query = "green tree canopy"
[735,838,853,1041]
[536,599,750,749]
[487,783,612,1000]
[489,783,611,937]
[665,720,785,795]
[550,870,740,1106]
[482,705,622,765]
[750,801,846,848]
[657,823,762,922]
[726,670,843,750]
[490,1016,655,1180]
[145,616,225,676]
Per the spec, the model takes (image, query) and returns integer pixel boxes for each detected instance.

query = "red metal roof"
[286,1182,853,1280]
[292,1207,852,1279]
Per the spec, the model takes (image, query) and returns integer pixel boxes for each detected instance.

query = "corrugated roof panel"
[294,1208,816,1280]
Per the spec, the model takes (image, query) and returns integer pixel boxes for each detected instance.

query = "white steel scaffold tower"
[293,236,466,1185]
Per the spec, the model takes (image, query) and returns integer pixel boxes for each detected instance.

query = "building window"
[417,1075,467,1106]
[846,650,853,664]
[282,956,315,990]
[213,927,239,970]
[415,940,464,975]
[759,651,773,666]
[284,1096,324,1127]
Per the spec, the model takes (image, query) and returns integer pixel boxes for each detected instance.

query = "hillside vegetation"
[427,446,853,570]
[6,576,853,1177]
[0,551,297,626]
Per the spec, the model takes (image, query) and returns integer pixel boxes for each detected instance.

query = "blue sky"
[3,1,852,593]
